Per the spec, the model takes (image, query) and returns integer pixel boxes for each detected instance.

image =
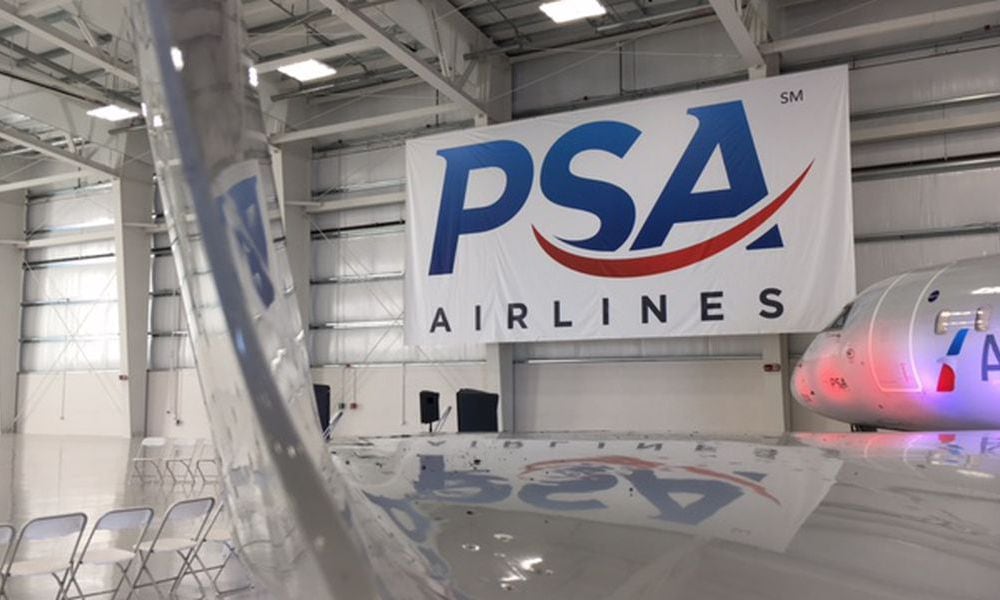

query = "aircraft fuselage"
[793,255,1000,430]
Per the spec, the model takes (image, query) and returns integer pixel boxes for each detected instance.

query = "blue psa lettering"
[632,101,767,250]
[540,121,640,251]
[413,454,512,504]
[429,140,532,275]
[625,469,743,525]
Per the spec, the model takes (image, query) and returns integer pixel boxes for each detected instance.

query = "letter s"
[430,140,532,275]
[540,121,640,251]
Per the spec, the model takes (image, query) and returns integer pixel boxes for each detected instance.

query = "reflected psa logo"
[429,100,813,278]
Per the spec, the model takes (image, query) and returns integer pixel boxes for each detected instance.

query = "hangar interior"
[0,1,999,599]
[0,0,997,442]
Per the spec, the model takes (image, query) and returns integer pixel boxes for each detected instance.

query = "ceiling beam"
[254,39,379,73]
[0,0,137,85]
[762,1,1000,54]
[317,0,497,121]
[0,169,90,193]
[17,0,71,17]
[271,103,459,144]
[708,0,765,69]
[0,124,116,176]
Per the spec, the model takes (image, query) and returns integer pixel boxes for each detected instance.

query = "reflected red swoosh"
[533,162,813,278]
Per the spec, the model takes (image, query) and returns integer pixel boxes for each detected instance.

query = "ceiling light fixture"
[540,0,606,23]
[86,104,140,122]
[170,46,184,71]
[277,59,337,82]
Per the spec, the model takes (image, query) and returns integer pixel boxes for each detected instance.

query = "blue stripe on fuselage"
[947,328,970,357]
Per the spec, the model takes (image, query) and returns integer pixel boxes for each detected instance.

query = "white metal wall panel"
[148,335,196,370]
[148,227,196,369]
[513,360,779,433]
[625,25,746,91]
[21,303,118,338]
[25,188,115,233]
[150,294,187,332]
[849,42,1000,113]
[853,119,1000,169]
[311,203,405,230]
[20,338,120,371]
[512,45,621,114]
[513,335,762,361]
[24,239,115,264]
[21,186,119,372]
[856,234,1000,291]
[311,231,405,279]
[312,279,403,323]
[151,254,179,292]
[313,146,405,193]
[311,327,484,364]
[22,259,117,303]
[777,0,990,62]
[850,44,1000,168]
[853,167,1000,236]
[17,371,128,436]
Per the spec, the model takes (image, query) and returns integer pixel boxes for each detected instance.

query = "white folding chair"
[195,443,219,484]
[0,523,15,599]
[64,507,153,600]
[164,438,202,484]
[130,438,171,483]
[127,497,214,600]
[188,503,250,595]
[0,512,87,600]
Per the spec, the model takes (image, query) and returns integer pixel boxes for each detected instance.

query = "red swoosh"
[533,162,813,278]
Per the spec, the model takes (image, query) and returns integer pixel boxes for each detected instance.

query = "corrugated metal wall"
[20,186,119,372]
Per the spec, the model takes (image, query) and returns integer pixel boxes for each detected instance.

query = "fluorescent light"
[519,557,543,571]
[277,59,337,82]
[248,66,259,88]
[86,104,139,122]
[540,0,606,23]
[170,46,184,71]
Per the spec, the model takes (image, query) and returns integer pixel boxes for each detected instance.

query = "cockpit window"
[825,303,853,331]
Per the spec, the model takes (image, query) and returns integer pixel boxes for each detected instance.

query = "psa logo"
[429,100,813,278]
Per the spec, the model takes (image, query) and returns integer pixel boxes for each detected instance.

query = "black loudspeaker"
[313,384,331,437]
[420,390,440,424]
[456,388,499,433]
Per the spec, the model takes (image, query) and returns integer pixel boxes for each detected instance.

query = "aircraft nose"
[791,357,816,408]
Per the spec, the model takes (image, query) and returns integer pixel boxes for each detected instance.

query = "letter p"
[429,140,532,275]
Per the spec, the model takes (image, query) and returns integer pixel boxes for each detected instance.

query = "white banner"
[406,66,854,345]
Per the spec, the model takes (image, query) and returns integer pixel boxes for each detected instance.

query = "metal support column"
[749,52,792,431]
[113,131,153,436]
[0,189,23,433]
[273,140,313,323]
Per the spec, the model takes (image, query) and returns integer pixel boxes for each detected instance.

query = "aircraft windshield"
[825,303,853,331]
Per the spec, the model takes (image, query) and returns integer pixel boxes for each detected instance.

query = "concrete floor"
[0,434,258,599]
